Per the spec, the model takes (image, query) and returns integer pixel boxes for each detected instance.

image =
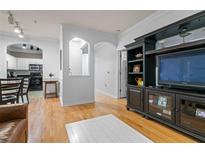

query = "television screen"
[158,48,205,87]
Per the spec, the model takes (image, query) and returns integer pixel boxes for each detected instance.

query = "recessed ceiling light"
[22,44,26,49]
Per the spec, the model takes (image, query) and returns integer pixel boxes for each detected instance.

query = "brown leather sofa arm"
[0,103,28,123]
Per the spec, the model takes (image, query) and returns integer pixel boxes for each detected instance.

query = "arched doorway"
[94,42,118,98]
[6,43,43,92]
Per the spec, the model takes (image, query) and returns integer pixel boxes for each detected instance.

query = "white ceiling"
[0,10,155,39]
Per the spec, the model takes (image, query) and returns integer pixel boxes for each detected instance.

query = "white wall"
[95,42,118,98]
[0,32,60,79]
[117,10,201,50]
[61,24,117,106]
[16,58,43,70]
[6,54,17,69]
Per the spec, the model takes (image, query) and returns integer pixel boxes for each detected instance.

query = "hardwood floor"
[28,92,197,143]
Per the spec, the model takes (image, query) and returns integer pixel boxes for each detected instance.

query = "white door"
[119,50,127,98]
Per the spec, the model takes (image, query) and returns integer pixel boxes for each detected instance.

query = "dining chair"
[20,78,30,103]
[0,78,23,105]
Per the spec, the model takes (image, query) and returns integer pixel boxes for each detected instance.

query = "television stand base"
[155,85,205,95]
[144,86,205,142]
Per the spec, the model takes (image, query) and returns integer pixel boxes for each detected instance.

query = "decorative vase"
[135,77,143,87]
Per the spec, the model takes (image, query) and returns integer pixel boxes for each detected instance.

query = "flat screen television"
[157,47,205,89]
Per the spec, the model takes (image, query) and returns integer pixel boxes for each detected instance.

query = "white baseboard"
[95,89,117,99]
[61,100,95,107]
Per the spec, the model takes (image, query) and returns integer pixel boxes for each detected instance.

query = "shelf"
[128,59,143,63]
[128,72,143,75]
[128,84,144,88]
[145,39,205,55]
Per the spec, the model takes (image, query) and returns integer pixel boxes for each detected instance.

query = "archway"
[6,43,43,92]
[94,42,118,98]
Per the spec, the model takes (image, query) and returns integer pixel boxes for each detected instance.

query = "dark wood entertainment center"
[125,11,205,142]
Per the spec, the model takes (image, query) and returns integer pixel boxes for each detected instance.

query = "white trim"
[95,89,117,99]
[61,100,95,107]
[60,96,64,106]
[117,49,127,99]
[117,49,121,99]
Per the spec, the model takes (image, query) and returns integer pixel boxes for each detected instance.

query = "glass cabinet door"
[176,95,205,137]
[147,90,175,123]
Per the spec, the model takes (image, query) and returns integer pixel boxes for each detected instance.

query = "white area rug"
[65,114,153,143]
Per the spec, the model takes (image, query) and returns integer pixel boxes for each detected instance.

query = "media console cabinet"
[125,11,205,142]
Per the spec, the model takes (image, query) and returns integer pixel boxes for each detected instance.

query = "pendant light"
[8,12,14,25]
[7,11,26,38]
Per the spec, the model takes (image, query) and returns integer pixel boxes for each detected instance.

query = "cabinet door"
[145,89,175,123]
[176,95,205,137]
[127,87,142,111]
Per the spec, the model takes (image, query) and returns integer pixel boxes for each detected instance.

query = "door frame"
[117,49,127,98]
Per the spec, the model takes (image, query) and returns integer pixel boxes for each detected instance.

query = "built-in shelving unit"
[126,42,144,87]
[125,11,205,142]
